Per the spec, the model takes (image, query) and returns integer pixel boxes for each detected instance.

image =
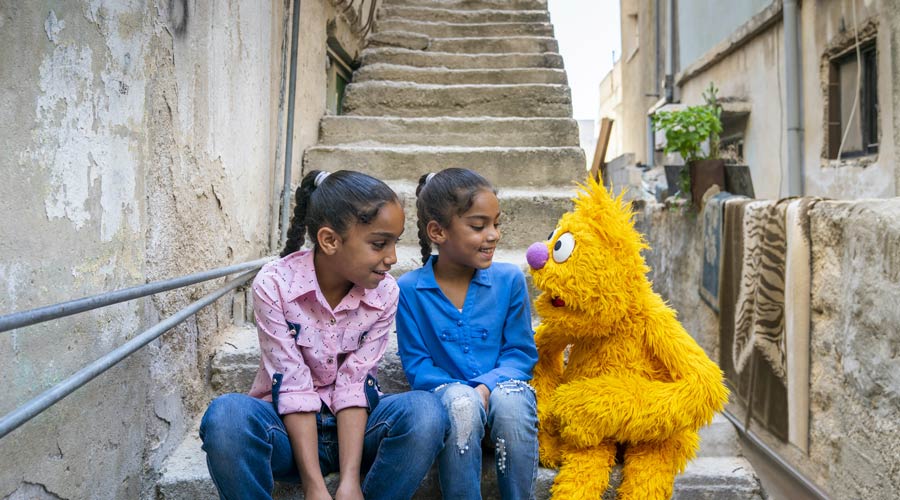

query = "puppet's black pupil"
[554,240,562,251]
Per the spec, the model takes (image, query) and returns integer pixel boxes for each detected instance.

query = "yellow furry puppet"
[524,177,728,499]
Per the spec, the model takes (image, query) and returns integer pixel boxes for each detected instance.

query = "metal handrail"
[0,257,273,333]
[0,268,262,439]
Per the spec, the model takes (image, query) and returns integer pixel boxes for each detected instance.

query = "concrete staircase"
[156,0,765,497]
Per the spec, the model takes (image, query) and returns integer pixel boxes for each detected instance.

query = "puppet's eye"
[547,228,558,241]
[552,232,575,263]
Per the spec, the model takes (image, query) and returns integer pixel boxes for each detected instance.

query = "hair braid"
[280,173,317,257]
[415,173,433,265]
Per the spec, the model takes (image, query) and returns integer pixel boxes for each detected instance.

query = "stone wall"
[637,198,900,499]
[0,1,371,497]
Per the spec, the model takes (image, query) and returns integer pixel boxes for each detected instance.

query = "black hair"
[415,168,497,265]
[281,170,399,257]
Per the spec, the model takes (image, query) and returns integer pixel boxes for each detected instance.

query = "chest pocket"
[287,321,318,348]
[439,328,460,343]
[469,327,489,341]
[339,329,369,353]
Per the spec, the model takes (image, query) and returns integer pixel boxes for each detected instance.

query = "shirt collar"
[284,249,390,311]
[416,255,492,289]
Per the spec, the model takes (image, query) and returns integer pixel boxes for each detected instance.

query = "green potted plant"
[652,83,725,206]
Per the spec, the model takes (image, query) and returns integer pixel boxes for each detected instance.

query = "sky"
[547,0,622,120]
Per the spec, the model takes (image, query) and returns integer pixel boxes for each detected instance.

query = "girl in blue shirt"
[395,168,539,500]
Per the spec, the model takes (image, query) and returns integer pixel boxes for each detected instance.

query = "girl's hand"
[335,480,364,500]
[475,384,491,412]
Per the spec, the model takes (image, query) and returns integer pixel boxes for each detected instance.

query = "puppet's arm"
[552,312,727,446]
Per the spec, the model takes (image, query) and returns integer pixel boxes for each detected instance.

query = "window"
[326,38,355,116]
[826,40,878,158]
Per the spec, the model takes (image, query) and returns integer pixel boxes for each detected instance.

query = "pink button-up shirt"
[248,249,398,415]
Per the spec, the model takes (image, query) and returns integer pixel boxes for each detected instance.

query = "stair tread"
[158,414,758,499]
[360,47,565,69]
[307,144,583,152]
[357,63,566,75]
[347,80,568,89]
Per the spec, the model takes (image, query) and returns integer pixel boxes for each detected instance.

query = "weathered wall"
[637,199,900,498]
[805,199,900,498]
[677,0,773,69]
[677,0,897,199]
[619,0,662,165]
[887,0,900,194]
[0,0,297,497]
[598,60,624,163]
[636,202,720,359]
[798,0,895,198]
[677,22,787,200]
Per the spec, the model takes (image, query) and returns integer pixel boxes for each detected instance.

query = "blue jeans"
[200,391,448,500]
[434,380,538,500]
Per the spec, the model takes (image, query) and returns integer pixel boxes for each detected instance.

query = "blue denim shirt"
[396,256,538,392]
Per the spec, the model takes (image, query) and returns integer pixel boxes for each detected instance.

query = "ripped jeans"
[433,380,538,500]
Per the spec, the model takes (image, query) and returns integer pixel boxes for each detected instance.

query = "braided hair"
[281,170,399,257]
[414,168,496,265]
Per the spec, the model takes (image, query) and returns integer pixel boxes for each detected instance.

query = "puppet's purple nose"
[526,242,549,270]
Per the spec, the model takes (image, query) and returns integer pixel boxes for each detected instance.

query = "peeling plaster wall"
[637,199,900,498]
[0,0,296,497]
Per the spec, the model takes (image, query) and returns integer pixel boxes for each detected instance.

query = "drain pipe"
[665,0,675,103]
[280,0,302,247]
[784,0,803,196]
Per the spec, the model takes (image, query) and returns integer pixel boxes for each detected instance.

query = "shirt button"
[481,333,487,340]
[327,357,334,364]
[463,346,470,353]
[457,320,463,326]
[329,318,336,325]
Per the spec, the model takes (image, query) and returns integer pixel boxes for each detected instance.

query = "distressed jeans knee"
[436,383,487,455]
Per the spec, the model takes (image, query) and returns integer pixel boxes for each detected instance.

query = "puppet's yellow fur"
[529,177,728,499]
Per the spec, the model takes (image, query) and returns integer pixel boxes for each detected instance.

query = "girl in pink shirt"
[200,170,448,500]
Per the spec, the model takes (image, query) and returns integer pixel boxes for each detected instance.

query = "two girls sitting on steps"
[200,167,538,500]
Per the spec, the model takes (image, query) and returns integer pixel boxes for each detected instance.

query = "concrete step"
[319,116,579,147]
[367,30,431,51]
[428,36,558,54]
[342,82,572,118]
[697,413,742,457]
[354,63,567,85]
[378,5,550,24]
[360,47,564,69]
[389,180,574,248]
[375,19,554,38]
[157,419,761,499]
[209,324,259,396]
[673,457,765,499]
[382,0,548,11]
[302,145,586,189]
[156,419,556,499]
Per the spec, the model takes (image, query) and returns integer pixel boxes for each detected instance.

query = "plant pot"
[724,164,755,198]
[689,158,726,207]
[663,165,686,199]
